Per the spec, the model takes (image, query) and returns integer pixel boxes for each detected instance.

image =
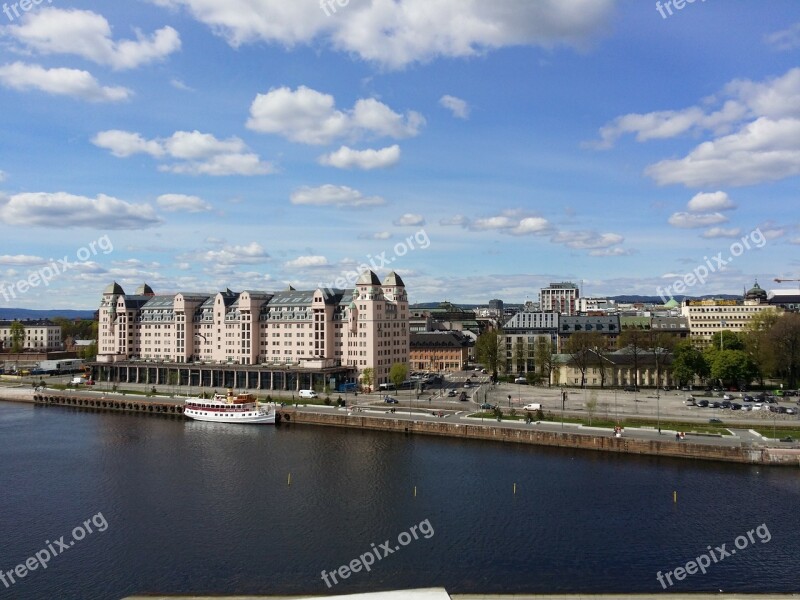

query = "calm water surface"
[0,400,798,599]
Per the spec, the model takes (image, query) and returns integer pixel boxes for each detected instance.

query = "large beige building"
[97,271,409,386]
[680,283,781,347]
[0,319,62,351]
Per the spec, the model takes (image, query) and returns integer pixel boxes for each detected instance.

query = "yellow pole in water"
[673,490,677,503]
[513,483,517,495]
[288,473,292,486]
[414,486,417,497]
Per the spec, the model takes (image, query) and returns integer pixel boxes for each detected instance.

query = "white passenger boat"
[184,390,276,424]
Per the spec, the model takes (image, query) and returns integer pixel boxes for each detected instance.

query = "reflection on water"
[0,401,798,600]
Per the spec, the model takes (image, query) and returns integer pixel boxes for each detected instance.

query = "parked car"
[383,396,398,404]
[786,407,797,415]
[698,400,709,407]
[709,401,721,409]
[480,402,495,410]
[446,389,456,397]
[731,403,742,410]
[514,377,526,384]
[523,403,542,411]
[459,391,468,402]
[723,394,734,400]
[721,400,731,409]
[709,418,723,424]
[752,403,763,411]
[780,436,794,443]
[742,404,753,411]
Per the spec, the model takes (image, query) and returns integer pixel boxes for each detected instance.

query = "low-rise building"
[0,319,62,351]
[409,331,471,372]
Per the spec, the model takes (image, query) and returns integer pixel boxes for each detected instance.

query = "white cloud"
[591,67,800,187]
[92,129,273,176]
[201,242,269,265]
[511,217,549,236]
[0,254,46,266]
[285,255,329,269]
[247,86,424,145]
[290,185,385,208]
[702,227,742,239]
[170,78,193,91]
[0,62,131,102]
[358,231,392,240]
[589,247,631,257]
[147,0,614,69]
[552,230,623,250]
[439,215,468,227]
[765,22,800,51]
[156,194,212,213]
[394,213,426,227]
[646,117,800,187]
[319,145,401,170]
[0,192,162,229]
[687,191,736,213]
[668,212,728,229]
[758,222,786,241]
[440,95,470,119]
[3,8,181,70]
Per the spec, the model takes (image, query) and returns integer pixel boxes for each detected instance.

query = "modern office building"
[681,282,782,347]
[502,311,559,373]
[540,282,580,315]
[97,271,409,388]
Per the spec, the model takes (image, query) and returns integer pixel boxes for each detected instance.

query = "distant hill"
[0,309,95,320]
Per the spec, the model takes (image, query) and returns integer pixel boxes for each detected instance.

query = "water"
[0,400,798,599]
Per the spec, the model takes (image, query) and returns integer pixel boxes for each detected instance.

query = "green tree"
[709,349,757,389]
[670,341,708,386]
[78,341,98,360]
[512,338,527,373]
[534,337,556,386]
[617,328,649,389]
[745,309,780,387]
[585,390,599,425]
[389,363,408,392]
[768,313,800,388]
[10,321,25,353]
[476,329,504,379]
[564,331,605,387]
[360,367,374,391]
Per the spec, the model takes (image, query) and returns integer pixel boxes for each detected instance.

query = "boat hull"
[184,408,276,424]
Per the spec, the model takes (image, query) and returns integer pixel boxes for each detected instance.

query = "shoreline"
[4,390,800,468]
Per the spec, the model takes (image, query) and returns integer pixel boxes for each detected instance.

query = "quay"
[6,387,799,468]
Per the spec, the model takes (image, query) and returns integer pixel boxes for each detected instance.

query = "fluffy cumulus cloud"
[0,192,162,229]
[358,231,392,240]
[156,194,212,213]
[687,191,736,213]
[200,242,269,265]
[667,212,729,229]
[147,0,614,69]
[702,227,742,239]
[2,8,181,70]
[0,62,131,102]
[0,254,47,266]
[247,86,424,145]
[393,213,425,227]
[453,211,551,236]
[290,184,385,208]
[318,145,401,170]
[92,129,273,176]
[552,230,624,250]
[591,67,800,187]
[439,95,470,119]
[285,255,329,269]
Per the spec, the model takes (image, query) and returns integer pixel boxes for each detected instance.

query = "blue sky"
[0,0,799,309]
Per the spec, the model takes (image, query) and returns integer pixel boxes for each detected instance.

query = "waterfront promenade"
[4,380,800,467]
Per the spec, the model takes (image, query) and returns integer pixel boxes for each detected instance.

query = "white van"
[523,403,542,411]
[298,389,318,399]
[71,377,84,385]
